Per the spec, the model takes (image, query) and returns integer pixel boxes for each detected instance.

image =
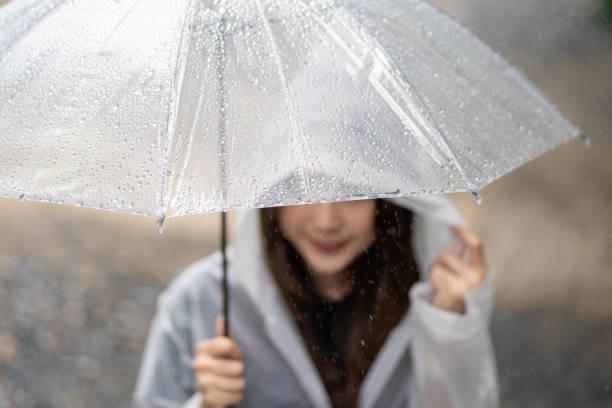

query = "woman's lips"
[310,240,347,254]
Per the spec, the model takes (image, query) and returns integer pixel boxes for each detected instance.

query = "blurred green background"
[601,0,612,21]
[1,0,611,407]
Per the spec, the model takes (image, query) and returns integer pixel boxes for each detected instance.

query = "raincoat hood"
[231,194,468,319]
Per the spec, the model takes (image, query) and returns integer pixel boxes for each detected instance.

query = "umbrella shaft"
[221,211,230,337]
[216,16,231,339]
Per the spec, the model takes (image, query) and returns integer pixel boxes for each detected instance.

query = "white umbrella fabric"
[0,0,584,222]
[0,0,585,333]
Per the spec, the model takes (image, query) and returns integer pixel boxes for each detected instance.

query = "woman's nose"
[313,203,342,231]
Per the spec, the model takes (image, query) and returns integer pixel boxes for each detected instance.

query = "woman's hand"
[428,226,487,314]
[193,317,246,408]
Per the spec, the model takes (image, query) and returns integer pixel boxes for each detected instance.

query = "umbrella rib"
[100,0,149,47]
[301,2,479,196]
[252,0,314,199]
[0,0,69,66]
[158,0,195,221]
[172,57,213,209]
[385,0,582,187]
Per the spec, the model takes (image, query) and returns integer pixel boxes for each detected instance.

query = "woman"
[133,195,498,408]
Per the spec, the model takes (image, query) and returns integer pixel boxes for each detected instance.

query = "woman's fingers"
[215,315,225,337]
[439,251,471,276]
[193,354,245,377]
[429,226,489,315]
[452,226,485,267]
[196,336,242,360]
[430,263,458,288]
[202,387,244,407]
[197,372,246,393]
[429,264,467,314]
[193,326,246,407]
[438,250,485,287]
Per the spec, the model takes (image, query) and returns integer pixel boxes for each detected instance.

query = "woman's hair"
[259,200,419,407]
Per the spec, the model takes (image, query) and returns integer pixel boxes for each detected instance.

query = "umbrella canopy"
[0,0,583,226]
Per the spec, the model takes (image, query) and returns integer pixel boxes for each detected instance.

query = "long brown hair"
[260,200,419,407]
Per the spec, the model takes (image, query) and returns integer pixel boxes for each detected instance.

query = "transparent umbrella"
[0,0,585,332]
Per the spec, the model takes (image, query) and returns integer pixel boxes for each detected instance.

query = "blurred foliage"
[599,0,612,25]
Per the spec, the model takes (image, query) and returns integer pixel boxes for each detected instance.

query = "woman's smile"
[278,201,377,276]
[308,239,348,255]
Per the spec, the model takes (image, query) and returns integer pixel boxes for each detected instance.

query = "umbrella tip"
[470,190,482,205]
[157,213,167,233]
[580,133,591,147]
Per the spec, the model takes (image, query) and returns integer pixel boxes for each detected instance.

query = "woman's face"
[278,200,376,276]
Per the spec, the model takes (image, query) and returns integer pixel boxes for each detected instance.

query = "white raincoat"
[133,194,499,408]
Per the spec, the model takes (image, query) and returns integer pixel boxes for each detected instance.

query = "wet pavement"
[1,0,611,407]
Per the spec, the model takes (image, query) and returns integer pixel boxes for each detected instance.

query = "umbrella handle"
[222,213,235,408]
[221,211,230,337]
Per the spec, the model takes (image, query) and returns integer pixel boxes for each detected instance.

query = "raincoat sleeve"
[409,216,499,408]
[132,288,205,408]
